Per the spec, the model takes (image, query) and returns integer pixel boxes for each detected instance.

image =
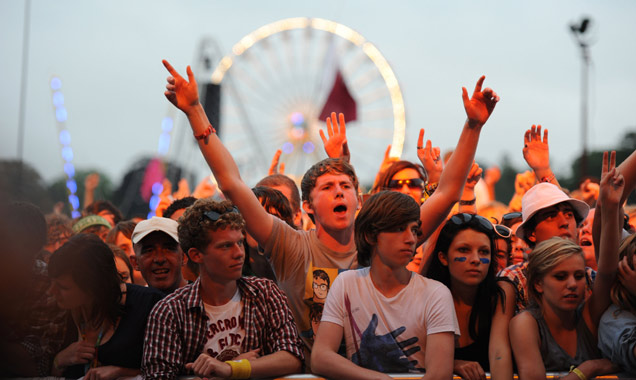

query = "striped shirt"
[142,276,304,379]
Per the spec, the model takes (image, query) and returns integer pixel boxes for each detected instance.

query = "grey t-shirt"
[264,217,358,352]
[598,304,636,376]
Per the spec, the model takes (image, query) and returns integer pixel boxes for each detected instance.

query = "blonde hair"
[611,234,636,314]
[527,237,584,305]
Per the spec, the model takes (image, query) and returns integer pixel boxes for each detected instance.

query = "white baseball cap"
[131,216,179,244]
[516,182,589,241]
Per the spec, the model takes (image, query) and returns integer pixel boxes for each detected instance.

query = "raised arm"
[522,125,560,187]
[586,151,623,329]
[162,60,274,245]
[418,75,499,242]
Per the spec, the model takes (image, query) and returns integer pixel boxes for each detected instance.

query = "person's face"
[440,229,491,287]
[114,257,131,283]
[373,221,419,270]
[530,202,578,245]
[49,274,91,310]
[389,168,424,205]
[97,210,116,228]
[313,277,329,300]
[133,232,183,292]
[577,209,596,270]
[115,232,133,257]
[191,228,245,284]
[535,255,586,313]
[493,238,509,272]
[303,173,359,232]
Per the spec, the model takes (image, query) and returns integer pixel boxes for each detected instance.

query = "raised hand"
[515,170,536,196]
[268,149,286,175]
[320,112,349,160]
[193,176,218,199]
[162,59,200,114]
[484,166,501,187]
[173,178,191,200]
[378,145,399,175]
[416,128,443,183]
[523,125,551,172]
[580,178,600,205]
[462,75,499,127]
[599,151,624,207]
[464,162,483,191]
[185,353,232,378]
[84,173,100,191]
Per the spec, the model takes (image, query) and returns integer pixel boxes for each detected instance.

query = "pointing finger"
[473,75,485,95]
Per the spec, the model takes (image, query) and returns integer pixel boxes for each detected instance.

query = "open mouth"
[152,268,170,275]
[334,205,347,214]
[580,238,592,247]
[564,294,578,299]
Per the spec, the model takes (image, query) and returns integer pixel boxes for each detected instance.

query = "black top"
[455,335,490,372]
[63,284,164,378]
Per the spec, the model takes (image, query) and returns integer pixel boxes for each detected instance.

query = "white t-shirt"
[202,289,246,362]
[321,267,459,373]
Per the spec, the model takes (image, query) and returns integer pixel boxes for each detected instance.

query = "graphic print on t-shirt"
[345,294,423,373]
[202,290,246,362]
[300,265,340,342]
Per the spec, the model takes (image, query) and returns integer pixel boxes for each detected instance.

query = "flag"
[318,69,357,122]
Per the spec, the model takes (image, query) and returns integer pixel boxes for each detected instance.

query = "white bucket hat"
[516,182,589,241]
[131,216,179,244]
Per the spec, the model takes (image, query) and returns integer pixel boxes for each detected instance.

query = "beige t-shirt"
[264,217,358,351]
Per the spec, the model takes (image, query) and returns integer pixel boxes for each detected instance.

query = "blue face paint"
[453,257,467,262]
[479,258,490,264]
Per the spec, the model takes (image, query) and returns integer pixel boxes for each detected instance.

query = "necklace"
[80,321,105,373]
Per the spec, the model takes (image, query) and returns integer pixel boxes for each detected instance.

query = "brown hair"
[301,158,359,204]
[256,174,301,215]
[178,198,245,254]
[354,191,420,267]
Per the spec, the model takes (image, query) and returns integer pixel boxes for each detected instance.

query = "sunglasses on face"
[387,178,424,190]
[203,206,240,222]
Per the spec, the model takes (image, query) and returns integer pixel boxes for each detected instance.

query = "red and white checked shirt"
[142,276,304,379]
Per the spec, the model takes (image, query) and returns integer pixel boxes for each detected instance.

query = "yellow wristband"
[225,359,252,379]
[569,366,587,380]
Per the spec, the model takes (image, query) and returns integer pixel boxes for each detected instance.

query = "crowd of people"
[1,59,635,380]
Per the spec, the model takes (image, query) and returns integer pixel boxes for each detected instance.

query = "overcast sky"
[1,0,635,188]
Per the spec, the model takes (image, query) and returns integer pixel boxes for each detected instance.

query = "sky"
[1,0,635,189]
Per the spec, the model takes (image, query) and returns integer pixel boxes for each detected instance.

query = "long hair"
[427,213,505,341]
[49,234,124,327]
[371,160,427,194]
[526,237,584,307]
[355,191,420,267]
[611,234,636,314]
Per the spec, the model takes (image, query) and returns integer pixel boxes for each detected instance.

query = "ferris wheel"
[210,17,406,186]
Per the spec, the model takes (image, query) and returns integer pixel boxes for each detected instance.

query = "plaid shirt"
[142,276,304,379]
[498,261,597,314]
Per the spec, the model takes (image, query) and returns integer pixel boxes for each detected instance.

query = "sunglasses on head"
[387,178,424,190]
[203,206,240,222]
[493,224,512,239]
[450,213,494,232]
[502,212,522,221]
